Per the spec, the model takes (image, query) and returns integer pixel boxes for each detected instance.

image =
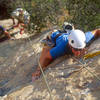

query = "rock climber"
[32,23,100,81]
[11,8,30,34]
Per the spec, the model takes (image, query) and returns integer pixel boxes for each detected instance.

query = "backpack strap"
[53,30,66,43]
[54,33,62,43]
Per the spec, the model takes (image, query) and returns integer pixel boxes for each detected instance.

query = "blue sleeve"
[85,31,95,44]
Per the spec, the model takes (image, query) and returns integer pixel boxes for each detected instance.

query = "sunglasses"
[69,44,83,51]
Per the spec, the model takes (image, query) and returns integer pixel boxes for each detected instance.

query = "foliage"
[0,0,14,19]
[65,0,100,31]
[0,0,100,33]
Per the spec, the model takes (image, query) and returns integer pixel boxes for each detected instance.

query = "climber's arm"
[32,46,53,79]
[92,29,100,38]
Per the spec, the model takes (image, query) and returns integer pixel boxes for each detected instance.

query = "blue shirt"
[85,31,94,44]
[50,31,95,59]
[50,31,69,59]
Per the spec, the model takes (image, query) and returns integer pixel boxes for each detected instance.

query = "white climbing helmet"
[68,29,86,49]
[63,22,74,33]
[11,8,23,17]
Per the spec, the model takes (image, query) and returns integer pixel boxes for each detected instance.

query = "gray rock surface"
[0,19,100,100]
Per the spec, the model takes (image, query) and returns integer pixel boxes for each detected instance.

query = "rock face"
[0,19,100,100]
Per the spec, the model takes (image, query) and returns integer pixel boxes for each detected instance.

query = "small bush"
[0,0,100,33]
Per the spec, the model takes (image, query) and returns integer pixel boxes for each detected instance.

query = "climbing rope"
[11,5,54,99]
[73,57,100,81]
[27,32,54,100]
